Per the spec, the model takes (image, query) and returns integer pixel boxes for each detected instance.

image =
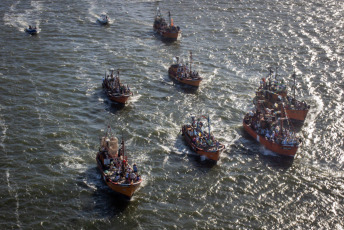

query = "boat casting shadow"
[105,100,126,114]
[239,130,294,170]
[166,77,199,95]
[175,136,218,170]
[97,90,126,114]
[290,120,306,133]
[78,167,132,218]
[152,32,181,46]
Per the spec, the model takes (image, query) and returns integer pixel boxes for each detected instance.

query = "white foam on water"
[162,155,169,167]
[129,93,141,104]
[59,143,88,171]
[86,0,102,23]
[159,144,171,153]
[82,178,98,191]
[0,107,8,151]
[3,0,43,32]
[6,170,21,229]
[260,146,279,157]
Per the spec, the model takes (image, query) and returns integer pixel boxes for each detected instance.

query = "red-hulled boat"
[168,52,203,87]
[255,68,310,122]
[243,101,300,157]
[153,8,181,41]
[96,127,142,198]
[102,68,133,104]
[181,115,225,161]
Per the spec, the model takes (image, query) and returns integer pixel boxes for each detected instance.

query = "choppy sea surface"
[0,0,343,229]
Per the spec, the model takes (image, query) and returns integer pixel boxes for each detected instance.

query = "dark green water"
[0,0,343,229]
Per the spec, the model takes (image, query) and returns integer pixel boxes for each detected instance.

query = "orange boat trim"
[243,121,298,157]
[181,125,224,161]
[96,153,141,198]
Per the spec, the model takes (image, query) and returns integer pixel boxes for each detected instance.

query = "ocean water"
[0,0,343,229]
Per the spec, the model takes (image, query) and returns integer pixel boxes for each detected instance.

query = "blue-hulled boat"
[25,26,38,35]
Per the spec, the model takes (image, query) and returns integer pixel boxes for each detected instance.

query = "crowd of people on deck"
[244,104,299,146]
[257,76,309,111]
[286,96,310,110]
[186,117,220,150]
[103,71,131,95]
[28,25,37,30]
[154,11,180,34]
[99,140,141,185]
[176,64,200,80]
[259,76,287,94]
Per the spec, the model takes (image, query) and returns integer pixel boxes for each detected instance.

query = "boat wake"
[3,0,43,33]
[59,143,88,171]
[0,107,8,151]
[129,93,141,104]
[261,146,279,157]
[6,170,21,229]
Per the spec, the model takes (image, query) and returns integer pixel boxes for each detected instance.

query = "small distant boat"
[255,68,310,122]
[97,13,109,25]
[102,68,133,104]
[168,51,203,87]
[181,115,225,161]
[96,126,142,198]
[25,25,38,35]
[243,100,300,157]
[153,7,181,41]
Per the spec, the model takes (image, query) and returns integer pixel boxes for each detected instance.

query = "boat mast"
[168,11,171,26]
[292,71,296,99]
[275,67,278,80]
[189,51,192,75]
[122,137,125,160]
[208,115,211,138]
[268,67,273,79]
[156,7,160,17]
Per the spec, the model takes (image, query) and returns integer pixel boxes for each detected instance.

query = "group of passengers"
[244,105,299,146]
[106,160,140,184]
[186,117,220,149]
[104,71,131,95]
[176,65,200,80]
[286,96,310,110]
[259,77,287,94]
[154,14,180,33]
[99,136,140,184]
[101,150,141,184]
[257,77,309,111]
[28,25,37,30]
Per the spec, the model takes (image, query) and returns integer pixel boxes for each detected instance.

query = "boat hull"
[96,153,141,198]
[243,121,298,157]
[97,19,109,25]
[153,27,180,40]
[107,94,130,104]
[181,125,224,161]
[25,28,38,35]
[102,82,131,104]
[168,67,202,87]
[255,90,309,122]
